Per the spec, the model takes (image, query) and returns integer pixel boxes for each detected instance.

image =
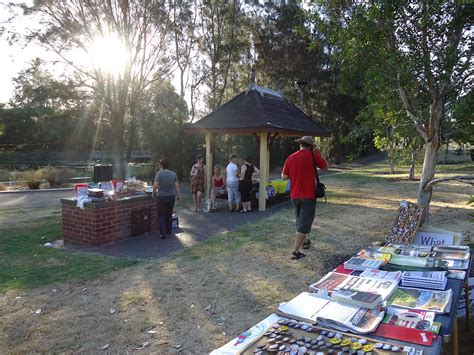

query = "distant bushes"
[8,166,76,189]
[127,163,155,182]
[36,165,75,187]
[14,170,43,189]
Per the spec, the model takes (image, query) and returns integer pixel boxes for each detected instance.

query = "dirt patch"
[0,164,473,353]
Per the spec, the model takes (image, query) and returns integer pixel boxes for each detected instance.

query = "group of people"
[189,154,260,213]
[152,135,328,261]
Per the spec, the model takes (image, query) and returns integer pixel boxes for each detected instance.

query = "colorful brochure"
[387,287,452,314]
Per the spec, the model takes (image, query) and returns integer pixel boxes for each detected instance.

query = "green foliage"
[139,81,193,179]
[0,212,137,292]
[127,163,155,182]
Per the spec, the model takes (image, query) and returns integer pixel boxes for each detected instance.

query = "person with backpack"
[281,136,328,260]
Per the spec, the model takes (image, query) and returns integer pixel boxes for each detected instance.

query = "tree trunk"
[443,140,449,164]
[389,161,395,174]
[409,147,417,181]
[417,136,440,219]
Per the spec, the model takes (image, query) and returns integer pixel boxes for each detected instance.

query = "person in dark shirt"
[239,156,259,213]
[153,158,181,239]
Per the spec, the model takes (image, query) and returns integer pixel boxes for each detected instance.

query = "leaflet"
[387,287,452,314]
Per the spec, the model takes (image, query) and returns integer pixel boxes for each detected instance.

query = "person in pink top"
[210,165,226,211]
[282,136,328,260]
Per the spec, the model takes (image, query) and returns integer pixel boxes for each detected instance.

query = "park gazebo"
[186,84,329,211]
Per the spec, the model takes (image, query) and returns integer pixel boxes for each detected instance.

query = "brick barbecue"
[61,195,158,246]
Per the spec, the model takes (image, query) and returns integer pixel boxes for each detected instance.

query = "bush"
[127,163,155,182]
[36,166,75,187]
[0,182,6,191]
[36,166,56,187]
[56,168,75,185]
[16,170,44,189]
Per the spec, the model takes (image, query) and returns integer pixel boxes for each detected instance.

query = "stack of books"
[401,271,447,290]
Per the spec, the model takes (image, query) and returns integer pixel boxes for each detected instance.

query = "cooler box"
[271,179,288,194]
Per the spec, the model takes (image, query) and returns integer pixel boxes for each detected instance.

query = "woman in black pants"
[239,156,259,213]
[152,159,181,239]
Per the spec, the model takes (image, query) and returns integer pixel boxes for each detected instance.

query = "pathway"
[64,200,290,259]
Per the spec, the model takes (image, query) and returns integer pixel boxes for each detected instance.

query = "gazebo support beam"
[258,132,269,211]
[205,132,214,200]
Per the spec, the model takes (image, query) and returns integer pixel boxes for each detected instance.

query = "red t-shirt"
[282,149,327,200]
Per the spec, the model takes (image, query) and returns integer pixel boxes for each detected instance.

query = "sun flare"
[88,33,128,76]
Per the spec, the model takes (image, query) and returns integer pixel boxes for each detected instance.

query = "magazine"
[387,287,452,314]
[383,306,441,334]
[356,249,391,265]
[344,257,383,271]
[359,268,402,282]
[276,292,385,334]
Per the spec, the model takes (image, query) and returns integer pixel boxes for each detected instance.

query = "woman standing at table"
[239,156,259,213]
[190,154,206,212]
[153,158,181,239]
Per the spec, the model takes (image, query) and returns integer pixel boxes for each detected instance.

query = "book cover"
[332,289,382,309]
[373,323,436,346]
[387,287,452,313]
[309,272,350,293]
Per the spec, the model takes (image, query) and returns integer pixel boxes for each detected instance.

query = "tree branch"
[424,176,474,191]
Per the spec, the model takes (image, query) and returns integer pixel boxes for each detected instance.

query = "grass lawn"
[0,208,137,292]
[0,157,472,353]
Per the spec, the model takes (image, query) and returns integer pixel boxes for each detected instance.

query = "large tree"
[317,0,473,215]
[5,0,175,177]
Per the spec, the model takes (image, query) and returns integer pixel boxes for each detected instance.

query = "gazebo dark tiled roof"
[187,85,329,136]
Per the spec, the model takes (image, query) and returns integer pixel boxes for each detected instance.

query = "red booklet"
[373,323,436,346]
[333,264,355,275]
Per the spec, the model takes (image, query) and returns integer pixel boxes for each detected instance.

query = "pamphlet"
[387,287,452,314]
[356,249,391,265]
[383,306,441,333]
[401,271,447,290]
[359,268,402,282]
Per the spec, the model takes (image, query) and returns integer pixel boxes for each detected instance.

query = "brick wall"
[61,196,158,246]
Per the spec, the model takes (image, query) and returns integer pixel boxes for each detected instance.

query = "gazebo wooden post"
[205,132,214,200]
[258,132,269,211]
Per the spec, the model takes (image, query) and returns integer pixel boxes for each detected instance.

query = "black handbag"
[310,150,326,201]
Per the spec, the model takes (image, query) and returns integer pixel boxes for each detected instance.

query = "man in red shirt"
[281,136,328,260]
